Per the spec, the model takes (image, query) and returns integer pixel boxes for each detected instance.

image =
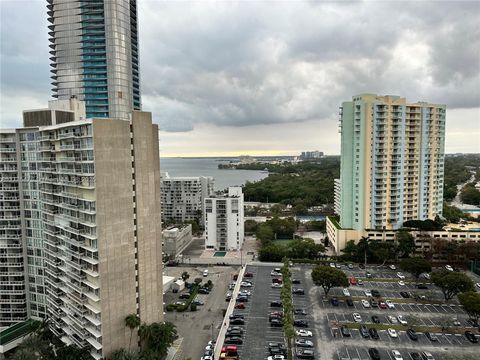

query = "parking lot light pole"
[211,322,214,341]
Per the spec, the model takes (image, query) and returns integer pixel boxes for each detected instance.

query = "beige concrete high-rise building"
[0,102,163,359]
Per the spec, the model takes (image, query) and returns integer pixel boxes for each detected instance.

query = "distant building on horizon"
[205,187,245,251]
[328,94,446,252]
[48,0,141,119]
[161,173,214,224]
[300,150,324,160]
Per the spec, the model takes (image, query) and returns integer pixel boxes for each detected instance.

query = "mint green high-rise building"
[335,94,446,231]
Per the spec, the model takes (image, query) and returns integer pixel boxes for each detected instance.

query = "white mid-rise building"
[161,174,214,224]
[205,187,244,251]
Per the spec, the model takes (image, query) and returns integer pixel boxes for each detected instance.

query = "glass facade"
[48,0,141,119]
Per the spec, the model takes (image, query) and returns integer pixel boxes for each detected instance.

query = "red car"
[349,277,357,285]
[244,272,254,278]
[272,278,283,284]
[234,303,246,309]
[379,302,387,309]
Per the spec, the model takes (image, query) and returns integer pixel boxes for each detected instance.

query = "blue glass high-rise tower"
[47,0,141,119]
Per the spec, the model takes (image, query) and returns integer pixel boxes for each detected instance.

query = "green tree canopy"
[399,257,432,281]
[395,231,416,258]
[287,238,325,259]
[458,292,480,324]
[124,314,141,351]
[311,265,349,296]
[431,270,475,301]
[138,322,177,359]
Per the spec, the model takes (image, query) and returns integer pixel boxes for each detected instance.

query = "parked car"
[370,298,378,307]
[398,281,405,286]
[179,293,190,299]
[294,308,307,315]
[379,301,387,309]
[346,298,354,307]
[392,350,403,360]
[364,290,372,297]
[348,264,354,269]
[388,316,398,324]
[329,263,336,268]
[358,279,364,285]
[229,313,244,319]
[400,291,410,298]
[296,349,315,359]
[371,315,380,324]
[271,283,283,288]
[340,325,351,337]
[371,289,381,297]
[423,273,431,280]
[272,278,283,284]
[226,330,243,337]
[230,318,244,325]
[239,290,251,296]
[388,328,398,338]
[425,332,438,342]
[227,327,243,334]
[445,265,454,272]
[368,347,380,360]
[193,299,204,305]
[397,272,405,279]
[224,337,243,344]
[270,318,283,327]
[240,281,252,287]
[267,356,284,360]
[331,297,339,306]
[360,325,369,338]
[353,313,362,322]
[389,265,396,270]
[361,300,371,308]
[385,300,395,309]
[270,300,283,307]
[421,352,435,360]
[236,296,248,302]
[295,339,314,348]
[349,277,357,285]
[292,288,305,295]
[465,330,478,343]
[296,329,313,337]
[407,329,418,341]
[292,279,301,284]
[369,327,379,340]
[234,303,245,309]
[416,283,428,289]
[244,272,254,278]
[343,288,350,297]
[294,319,309,328]
[397,315,407,325]
[410,353,422,360]
[366,271,372,278]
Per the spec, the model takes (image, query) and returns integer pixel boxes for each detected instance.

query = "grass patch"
[274,239,294,246]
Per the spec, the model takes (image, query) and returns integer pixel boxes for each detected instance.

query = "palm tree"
[358,236,370,266]
[125,314,141,351]
[109,348,139,360]
[138,323,153,353]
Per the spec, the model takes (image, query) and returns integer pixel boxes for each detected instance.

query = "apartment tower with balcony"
[205,187,244,251]
[48,0,140,119]
[335,94,446,231]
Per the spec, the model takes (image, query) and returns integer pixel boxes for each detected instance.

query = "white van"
[203,269,209,277]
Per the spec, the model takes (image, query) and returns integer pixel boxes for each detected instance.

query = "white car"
[228,283,236,290]
[388,315,398,324]
[329,263,336,268]
[271,283,283,288]
[267,356,285,360]
[397,272,405,279]
[389,265,397,270]
[392,350,403,360]
[397,315,407,325]
[423,273,431,280]
[201,356,213,360]
[445,265,454,272]
[296,329,313,337]
[364,290,372,297]
[205,344,214,351]
[239,290,251,296]
[476,282,480,289]
[240,281,252,287]
[353,313,362,322]
[343,288,350,297]
[385,300,395,309]
[421,352,435,360]
[398,281,405,286]
[361,300,370,308]
[388,328,398,338]
[270,270,281,276]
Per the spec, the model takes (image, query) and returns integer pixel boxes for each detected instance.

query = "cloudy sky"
[1,0,479,157]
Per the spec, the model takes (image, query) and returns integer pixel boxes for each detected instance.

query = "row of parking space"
[327,311,471,327]
[329,286,446,302]
[322,296,464,314]
[334,345,444,360]
[329,324,476,347]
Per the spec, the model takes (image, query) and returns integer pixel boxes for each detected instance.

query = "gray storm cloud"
[1,1,479,133]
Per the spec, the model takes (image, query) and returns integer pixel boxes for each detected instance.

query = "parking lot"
[227,263,479,360]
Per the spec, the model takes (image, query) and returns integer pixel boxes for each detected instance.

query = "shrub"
[165,304,177,312]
